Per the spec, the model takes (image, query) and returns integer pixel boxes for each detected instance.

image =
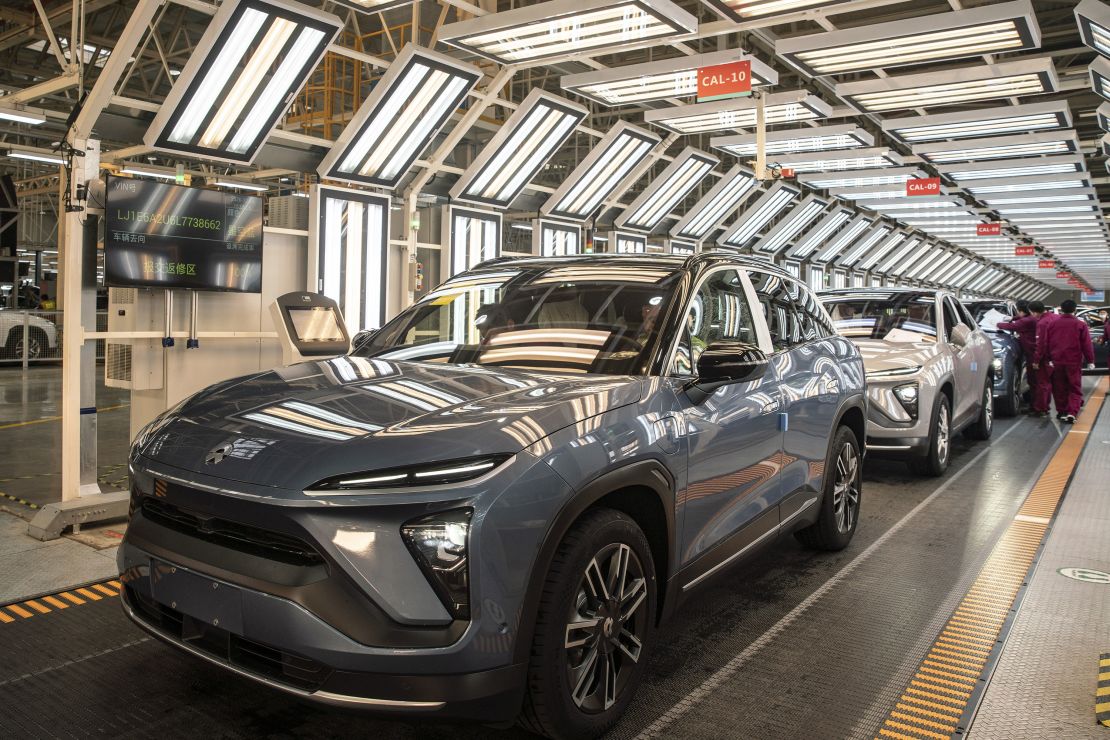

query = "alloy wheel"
[936,403,950,466]
[983,386,993,433]
[564,543,648,713]
[14,336,42,360]
[832,442,860,534]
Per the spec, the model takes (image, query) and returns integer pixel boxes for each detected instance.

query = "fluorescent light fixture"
[837,58,1058,113]
[560,49,776,106]
[876,236,924,274]
[903,248,948,280]
[668,240,696,254]
[0,106,47,125]
[534,219,582,256]
[798,166,924,190]
[445,205,501,276]
[979,187,1097,206]
[310,185,390,332]
[439,0,697,64]
[670,164,759,241]
[711,124,872,158]
[543,121,660,221]
[6,149,64,165]
[616,147,718,232]
[777,1,1039,77]
[700,0,857,21]
[144,0,342,164]
[1076,0,1110,57]
[786,206,854,259]
[965,173,1093,195]
[754,195,829,254]
[643,90,832,135]
[450,89,586,207]
[614,232,648,253]
[912,131,1080,164]
[1098,102,1110,132]
[319,46,481,189]
[940,155,1087,183]
[214,179,268,191]
[829,183,950,201]
[813,214,875,263]
[882,101,1072,143]
[855,228,906,270]
[119,165,178,180]
[718,181,800,248]
[771,147,902,173]
[1090,57,1110,101]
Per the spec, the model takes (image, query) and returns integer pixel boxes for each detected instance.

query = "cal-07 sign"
[906,177,940,196]
[1015,246,1035,256]
[697,60,751,102]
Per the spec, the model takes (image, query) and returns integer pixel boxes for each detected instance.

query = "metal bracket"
[26,491,130,541]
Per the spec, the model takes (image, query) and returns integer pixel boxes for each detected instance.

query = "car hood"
[850,338,941,374]
[137,356,642,489]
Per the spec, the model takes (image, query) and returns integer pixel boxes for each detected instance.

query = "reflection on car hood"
[138,356,642,489]
[850,338,940,374]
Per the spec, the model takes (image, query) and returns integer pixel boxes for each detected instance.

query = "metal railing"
[0,310,109,367]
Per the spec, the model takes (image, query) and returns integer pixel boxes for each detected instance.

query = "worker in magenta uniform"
[1027,301,1058,417]
[997,301,1037,404]
[1104,310,1110,371]
[1034,299,1094,424]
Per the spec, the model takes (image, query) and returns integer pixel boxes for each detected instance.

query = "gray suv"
[119,254,866,738]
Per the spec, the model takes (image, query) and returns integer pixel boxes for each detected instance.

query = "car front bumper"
[864,382,932,457]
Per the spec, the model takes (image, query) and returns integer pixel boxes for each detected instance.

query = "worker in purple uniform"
[1033,299,1094,424]
[1027,301,1058,417]
[997,301,1036,404]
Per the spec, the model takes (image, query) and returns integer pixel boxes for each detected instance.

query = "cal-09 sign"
[697,60,751,102]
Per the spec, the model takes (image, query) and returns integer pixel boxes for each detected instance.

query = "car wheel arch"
[511,459,676,665]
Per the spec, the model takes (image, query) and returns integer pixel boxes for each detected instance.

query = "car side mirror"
[687,341,769,404]
[351,329,378,352]
[949,324,971,348]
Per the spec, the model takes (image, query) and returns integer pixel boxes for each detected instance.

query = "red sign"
[780,167,795,179]
[1056,271,1070,279]
[1014,246,1035,256]
[1038,259,1055,269]
[977,223,1002,236]
[906,177,941,196]
[697,60,752,102]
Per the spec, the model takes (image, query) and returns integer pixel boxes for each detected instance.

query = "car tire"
[909,393,951,477]
[5,327,45,360]
[519,508,656,740]
[995,364,1020,417]
[795,425,861,551]
[964,376,994,440]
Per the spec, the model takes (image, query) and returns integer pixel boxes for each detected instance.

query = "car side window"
[788,280,834,340]
[749,271,803,351]
[671,269,758,377]
[942,297,963,342]
[956,301,977,328]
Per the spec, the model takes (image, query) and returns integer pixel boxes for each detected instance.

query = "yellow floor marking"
[6,604,34,618]
[42,595,68,610]
[876,376,1109,739]
[75,588,102,601]
[109,580,122,589]
[92,583,118,597]
[23,600,50,614]
[0,403,129,431]
[0,611,12,623]
[59,591,84,605]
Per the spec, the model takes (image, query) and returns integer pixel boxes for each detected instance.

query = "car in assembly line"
[820,288,995,476]
[118,253,867,738]
[0,309,58,361]
[964,299,1025,416]
[1076,306,1109,371]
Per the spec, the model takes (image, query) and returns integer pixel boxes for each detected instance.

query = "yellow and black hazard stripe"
[1098,653,1110,728]
[876,376,1109,740]
[0,490,39,510]
[0,579,121,624]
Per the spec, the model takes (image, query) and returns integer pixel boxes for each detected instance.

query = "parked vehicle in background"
[0,309,58,361]
[119,253,867,738]
[1076,306,1109,372]
[964,299,1024,416]
[820,289,994,476]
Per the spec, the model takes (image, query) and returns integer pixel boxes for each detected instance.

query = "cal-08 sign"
[697,60,751,102]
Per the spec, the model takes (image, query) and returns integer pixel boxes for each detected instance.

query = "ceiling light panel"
[835,222,893,267]
[1089,55,1110,100]
[798,166,925,190]
[1098,102,1110,132]
[543,121,660,222]
[875,236,924,275]
[829,183,950,201]
[644,90,832,135]
[965,173,1092,195]
[144,0,342,164]
[980,188,1096,206]
[771,147,902,173]
[699,0,857,21]
[939,155,1085,182]
[777,1,1039,77]
[786,206,854,259]
[319,46,481,189]
[755,195,829,254]
[439,0,697,64]
[0,106,46,125]
[718,181,801,248]
[881,101,1072,144]
[670,164,759,241]
[450,89,586,207]
[560,49,777,106]
[812,215,875,263]
[711,124,872,157]
[837,59,1058,113]
[859,231,910,271]
[1076,0,1110,57]
[616,147,718,231]
[912,131,1080,164]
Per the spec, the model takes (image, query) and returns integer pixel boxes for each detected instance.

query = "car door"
[672,268,783,577]
[941,295,978,421]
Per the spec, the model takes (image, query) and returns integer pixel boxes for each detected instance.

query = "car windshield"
[356,262,683,375]
[965,302,1010,324]
[822,292,938,342]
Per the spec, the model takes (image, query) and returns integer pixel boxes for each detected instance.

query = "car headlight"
[401,508,472,619]
[307,455,511,492]
[866,365,922,381]
[893,383,919,419]
[991,357,1003,374]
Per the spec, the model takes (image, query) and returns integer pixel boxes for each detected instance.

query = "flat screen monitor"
[288,306,345,342]
[104,175,263,292]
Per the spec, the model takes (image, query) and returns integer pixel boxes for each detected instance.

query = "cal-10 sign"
[697,60,752,102]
